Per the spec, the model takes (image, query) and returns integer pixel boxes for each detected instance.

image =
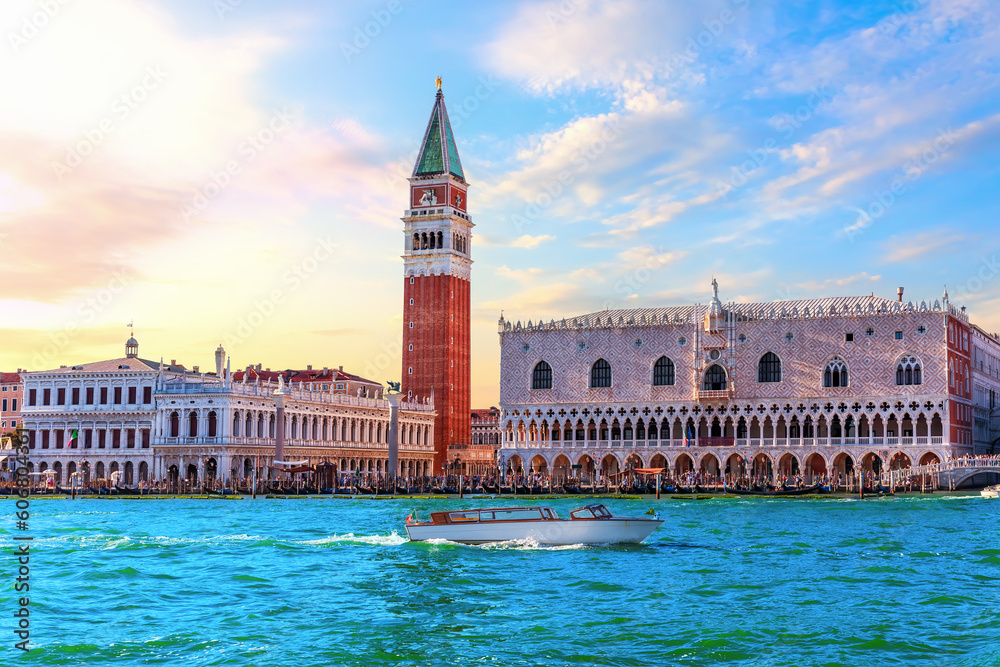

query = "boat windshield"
[570,504,613,520]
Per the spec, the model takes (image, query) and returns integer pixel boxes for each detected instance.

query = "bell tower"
[401,82,473,473]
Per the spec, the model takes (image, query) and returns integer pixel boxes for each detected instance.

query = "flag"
[68,429,78,448]
[405,511,415,525]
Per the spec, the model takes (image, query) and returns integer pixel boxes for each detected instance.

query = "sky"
[0,0,998,407]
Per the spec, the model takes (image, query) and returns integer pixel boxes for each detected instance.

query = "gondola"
[726,483,823,496]
[56,485,92,495]
[515,485,531,494]
[206,487,237,496]
[116,485,140,494]
[481,484,499,493]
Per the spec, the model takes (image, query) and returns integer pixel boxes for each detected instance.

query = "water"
[2,494,999,666]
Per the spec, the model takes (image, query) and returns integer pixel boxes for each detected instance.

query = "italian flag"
[68,429,78,448]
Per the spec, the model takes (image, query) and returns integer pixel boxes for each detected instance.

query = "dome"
[127,337,138,346]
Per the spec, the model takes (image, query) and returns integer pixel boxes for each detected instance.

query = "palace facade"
[18,338,436,485]
[498,284,1000,482]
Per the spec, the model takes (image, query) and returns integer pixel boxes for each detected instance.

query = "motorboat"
[404,503,663,545]
[981,484,1000,499]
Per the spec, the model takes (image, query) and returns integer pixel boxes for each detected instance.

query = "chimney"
[256,364,262,371]
[897,287,904,302]
[192,365,199,373]
[339,365,343,371]
[307,364,312,371]
[215,344,225,378]
[323,367,328,374]
[170,359,177,366]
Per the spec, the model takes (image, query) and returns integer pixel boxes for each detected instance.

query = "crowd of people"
[2,456,998,495]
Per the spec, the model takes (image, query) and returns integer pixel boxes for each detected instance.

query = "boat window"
[448,511,480,522]
[490,508,544,521]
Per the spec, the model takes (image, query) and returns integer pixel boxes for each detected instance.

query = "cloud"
[791,272,882,296]
[883,229,966,263]
[510,234,555,248]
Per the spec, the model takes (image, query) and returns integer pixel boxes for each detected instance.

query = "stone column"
[273,379,290,479]
[387,393,401,478]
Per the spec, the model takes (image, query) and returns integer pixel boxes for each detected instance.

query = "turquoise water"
[2,494,999,666]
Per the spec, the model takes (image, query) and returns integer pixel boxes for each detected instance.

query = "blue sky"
[0,0,997,405]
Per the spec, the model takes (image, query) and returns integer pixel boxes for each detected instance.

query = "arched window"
[169,411,179,438]
[591,359,612,388]
[437,231,443,248]
[758,352,782,383]
[703,365,727,390]
[896,356,922,385]
[823,357,849,387]
[207,411,217,437]
[652,357,675,386]
[429,232,436,249]
[188,411,198,437]
[412,233,419,250]
[531,361,552,390]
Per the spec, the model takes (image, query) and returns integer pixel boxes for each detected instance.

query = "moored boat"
[404,503,662,545]
[981,484,1000,499]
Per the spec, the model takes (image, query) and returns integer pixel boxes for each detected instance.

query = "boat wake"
[301,532,407,546]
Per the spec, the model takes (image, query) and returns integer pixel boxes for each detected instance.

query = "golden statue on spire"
[435,76,442,90]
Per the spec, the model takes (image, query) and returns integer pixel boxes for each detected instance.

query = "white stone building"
[19,338,436,486]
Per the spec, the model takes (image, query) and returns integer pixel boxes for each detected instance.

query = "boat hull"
[405,518,662,545]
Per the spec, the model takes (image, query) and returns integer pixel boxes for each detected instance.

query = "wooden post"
[459,473,463,499]
[656,472,661,500]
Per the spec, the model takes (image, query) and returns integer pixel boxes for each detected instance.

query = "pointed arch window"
[703,365,727,390]
[653,356,675,386]
[531,361,552,390]
[896,356,922,386]
[758,352,782,383]
[591,359,612,388]
[823,357,849,388]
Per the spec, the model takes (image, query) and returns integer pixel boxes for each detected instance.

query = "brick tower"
[401,84,473,474]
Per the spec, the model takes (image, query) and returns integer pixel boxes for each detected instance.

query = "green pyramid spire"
[413,89,465,181]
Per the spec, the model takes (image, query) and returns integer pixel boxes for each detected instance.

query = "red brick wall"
[946,315,972,446]
[402,274,471,472]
